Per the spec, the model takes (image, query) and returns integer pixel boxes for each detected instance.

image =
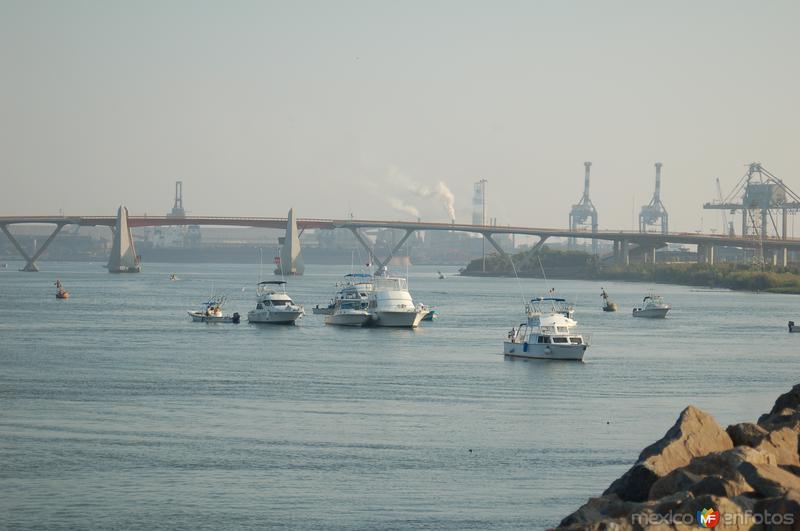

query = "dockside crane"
[568,162,599,254]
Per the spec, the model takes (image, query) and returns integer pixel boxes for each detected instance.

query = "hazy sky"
[2,0,799,233]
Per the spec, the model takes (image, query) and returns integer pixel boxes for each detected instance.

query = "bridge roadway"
[1,214,798,270]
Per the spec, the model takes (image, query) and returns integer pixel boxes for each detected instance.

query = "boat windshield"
[527,297,572,316]
[373,276,408,291]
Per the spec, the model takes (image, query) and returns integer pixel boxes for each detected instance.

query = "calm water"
[1,261,798,529]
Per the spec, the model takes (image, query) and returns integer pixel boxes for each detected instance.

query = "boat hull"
[325,311,372,327]
[503,341,586,361]
[248,309,303,324]
[602,303,618,312]
[188,311,240,323]
[312,306,334,315]
[371,310,425,328]
[632,307,670,318]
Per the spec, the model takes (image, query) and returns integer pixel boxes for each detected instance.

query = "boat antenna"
[277,245,286,282]
[506,251,528,310]
[537,254,555,297]
[258,247,263,284]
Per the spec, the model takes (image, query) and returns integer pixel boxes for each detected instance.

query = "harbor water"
[1,262,799,529]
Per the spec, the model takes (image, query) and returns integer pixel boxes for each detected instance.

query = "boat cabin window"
[261,300,271,306]
[537,336,551,343]
[552,337,568,343]
[557,326,569,333]
[570,337,583,344]
[272,300,290,306]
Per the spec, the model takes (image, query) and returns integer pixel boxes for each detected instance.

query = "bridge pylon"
[107,206,141,273]
[275,208,305,276]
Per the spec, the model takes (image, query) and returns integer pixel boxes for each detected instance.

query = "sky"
[1,0,799,233]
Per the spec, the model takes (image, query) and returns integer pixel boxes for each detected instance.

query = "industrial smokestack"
[654,162,662,201]
[583,162,591,198]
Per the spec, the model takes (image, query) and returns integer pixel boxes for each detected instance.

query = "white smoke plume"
[388,197,420,218]
[388,167,456,222]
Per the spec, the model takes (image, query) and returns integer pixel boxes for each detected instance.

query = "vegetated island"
[460,247,800,294]
[554,383,800,530]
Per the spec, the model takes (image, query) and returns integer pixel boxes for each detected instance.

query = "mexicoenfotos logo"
[697,507,720,528]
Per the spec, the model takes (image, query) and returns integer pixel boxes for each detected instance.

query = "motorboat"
[367,267,426,328]
[421,307,439,321]
[504,297,589,361]
[323,275,373,326]
[55,280,69,300]
[325,300,372,327]
[437,271,445,280]
[169,273,179,281]
[789,321,798,333]
[247,281,304,324]
[314,273,372,316]
[188,295,240,323]
[601,288,618,312]
[633,293,671,318]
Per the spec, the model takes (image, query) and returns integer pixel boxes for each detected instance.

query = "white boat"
[188,296,240,323]
[324,275,373,326]
[503,297,589,361]
[633,293,671,318]
[367,267,426,328]
[247,281,304,324]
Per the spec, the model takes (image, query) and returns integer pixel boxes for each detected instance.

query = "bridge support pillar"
[483,233,511,264]
[1,223,66,272]
[697,244,706,264]
[349,227,415,272]
[643,247,657,264]
[707,245,715,265]
[617,240,629,266]
[349,228,376,267]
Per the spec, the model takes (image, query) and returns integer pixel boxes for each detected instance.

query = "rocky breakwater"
[557,384,800,530]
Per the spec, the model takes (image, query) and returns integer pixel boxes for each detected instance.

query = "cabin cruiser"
[314,274,373,316]
[601,288,618,312]
[504,297,589,361]
[323,275,373,326]
[633,293,671,318]
[367,267,426,328]
[188,296,240,323]
[248,281,304,324]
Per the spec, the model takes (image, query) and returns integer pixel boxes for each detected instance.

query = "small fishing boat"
[420,305,438,321]
[169,273,179,281]
[790,321,799,333]
[633,293,670,318]
[188,295,240,323]
[55,280,69,299]
[247,281,304,324]
[601,288,618,312]
[437,271,445,280]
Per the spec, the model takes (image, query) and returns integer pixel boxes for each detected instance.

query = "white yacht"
[504,297,589,361]
[324,275,374,327]
[632,293,671,318]
[247,281,304,324]
[367,267,426,328]
[188,296,240,323]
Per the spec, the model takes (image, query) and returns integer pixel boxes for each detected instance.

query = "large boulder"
[603,406,733,502]
[648,446,772,500]
[727,423,799,466]
[737,461,800,498]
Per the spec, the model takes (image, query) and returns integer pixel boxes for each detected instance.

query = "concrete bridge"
[1,212,798,272]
